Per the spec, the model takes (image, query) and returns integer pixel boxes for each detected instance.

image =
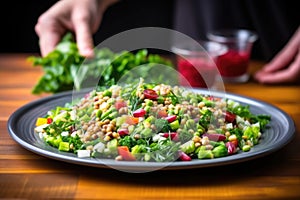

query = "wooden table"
[1,54,299,199]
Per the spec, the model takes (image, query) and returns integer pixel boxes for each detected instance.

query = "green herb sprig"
[29,33,174,94]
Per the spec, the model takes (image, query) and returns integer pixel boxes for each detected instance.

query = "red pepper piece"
[125,116,139,125]
[162,132,179,141]
[47,118,53,124]
[115,100,127,110]
[178,151,192,161]
[157,110,168,118]
[143,89,158,100]
[224,111,236,123]
[133,108,146,117]
[164,115,177,123]
[230,139,238,147]
[117,146,136,161]
[117,129,129,136]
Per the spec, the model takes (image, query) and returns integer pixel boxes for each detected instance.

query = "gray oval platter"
[7,89,295,172]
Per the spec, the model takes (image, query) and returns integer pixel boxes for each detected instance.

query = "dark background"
[0,0,174,54]
[1,0,298,61]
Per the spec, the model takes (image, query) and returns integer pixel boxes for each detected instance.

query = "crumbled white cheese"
[77,150,91,158]
[70,110,76,120]
[93,142,105,153]
[71,131,77,138]
[226,123,233,130]
[152,134,161,142]
[34,124,49,133]
[61,131,69,137]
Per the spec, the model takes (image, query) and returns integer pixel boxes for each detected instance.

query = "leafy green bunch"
[28,33,174,94]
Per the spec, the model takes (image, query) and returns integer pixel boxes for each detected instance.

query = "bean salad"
[35,79,271,162]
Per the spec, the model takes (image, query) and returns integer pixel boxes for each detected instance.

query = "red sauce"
[177,56,217,88]
[216,50,250,77]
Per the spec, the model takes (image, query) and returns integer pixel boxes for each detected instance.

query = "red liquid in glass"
[177,57,216,88]
[217,50,250,77]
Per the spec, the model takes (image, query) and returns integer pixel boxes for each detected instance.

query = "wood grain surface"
[1,54,299,199]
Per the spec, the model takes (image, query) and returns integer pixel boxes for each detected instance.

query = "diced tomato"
[224,111,236,123]
[117,146,136,161]
[230,139,239,147]
[125,116,139,125]
[47,118,53,124]
[207,96,214,101]
[115,100,127,110]
[157,110,168,118]
[207,96,221,101]
[143,89,158,100]
[164,115,177,123]
[133,108,146,117]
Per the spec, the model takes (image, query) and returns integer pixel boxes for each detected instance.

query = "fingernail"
[80,48,94,58]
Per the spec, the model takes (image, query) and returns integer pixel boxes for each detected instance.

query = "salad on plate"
[34,78,271,162]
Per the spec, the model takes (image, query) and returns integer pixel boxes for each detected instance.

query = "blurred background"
[0,0,298,62]
[0,0,174,54]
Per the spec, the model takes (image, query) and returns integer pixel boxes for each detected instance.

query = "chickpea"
[112,132,120,139]
[201,136,210,145]
[115,155,123,161]
[205,144,214,150]
[198,102,205,108]
[192,135,201,143]
[195,142,201,148]
[134,134,141,140]
[104,135,111,141]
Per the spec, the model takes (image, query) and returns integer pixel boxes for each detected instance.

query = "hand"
[255,27,300,84]
[35,0,118,57]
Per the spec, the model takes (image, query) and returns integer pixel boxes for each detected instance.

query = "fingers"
[262,28,300,73]
[35,1,71,57]
[35,0,112,57]
[35,20,65,57]
[72,4,96,58]
[73,20,95,58]
[255,68,294,84]
[261,49,295,74]
[255,48,300,84]
[255,27,300,84]
[35,0,95,57]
